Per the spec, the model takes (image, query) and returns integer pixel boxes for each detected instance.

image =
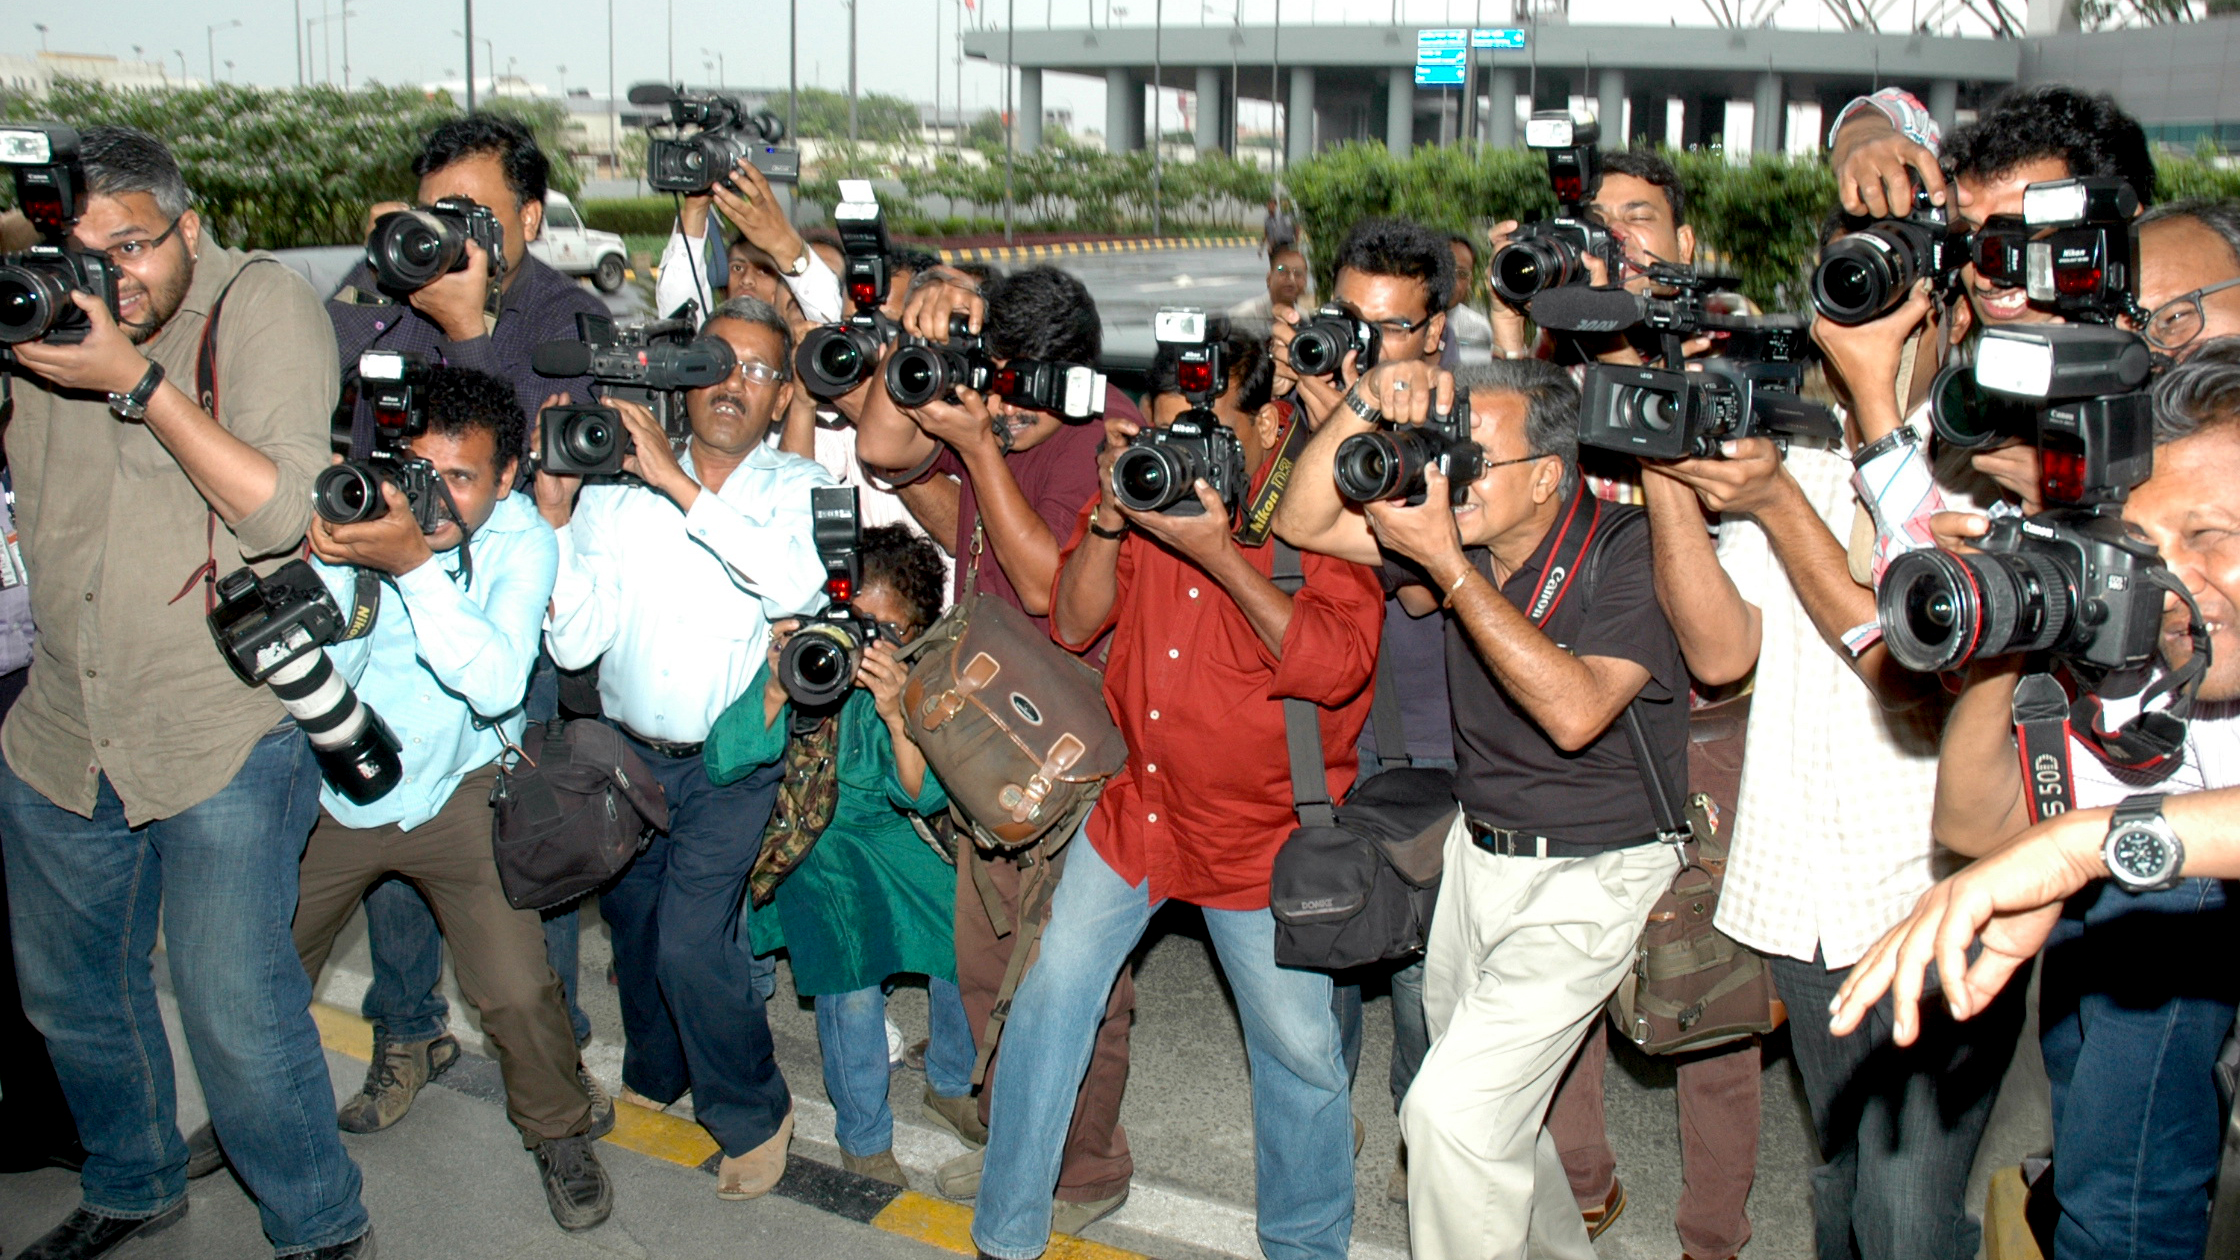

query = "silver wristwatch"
[108,360,165,422]
[2103,792,2185,893]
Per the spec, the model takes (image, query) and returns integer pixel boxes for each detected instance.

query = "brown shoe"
[336,1032,459,1134]
[920,1085,988,1148]
[842,1148,908,1188]
[1051,1188,1128,1235]
[715,1106,793,1200]
[1386,1138,1408,1204]
[1582,1177,1626,1240]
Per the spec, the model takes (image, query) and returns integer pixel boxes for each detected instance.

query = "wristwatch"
[781,246,812,277]
[2103,792,2185,893]
[108,360,165,422]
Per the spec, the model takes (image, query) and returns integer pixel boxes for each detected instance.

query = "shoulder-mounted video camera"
[1489,112,1625,307]
[365,196,507,300]
[798,182,902,399]
[0,123,121,346]
[1113,309,1247,517]
[319,350,447,533]
[777,486,898,708]
[533,309,739,469]
[630,83,799,191]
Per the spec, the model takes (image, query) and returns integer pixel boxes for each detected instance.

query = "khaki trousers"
[294,766,591,1147]
[1400,816,1678,1260]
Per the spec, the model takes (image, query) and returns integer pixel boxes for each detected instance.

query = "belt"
[619,723,703,759]
[1465,815,1664,859]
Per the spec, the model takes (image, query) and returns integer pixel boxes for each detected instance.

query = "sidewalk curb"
[936,236,1257,265]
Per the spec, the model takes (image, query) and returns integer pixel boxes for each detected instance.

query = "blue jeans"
[975,834,1353,1260]
[2041,877,2240,1260]
[360,879,593,1047]
[817,976,974,1157]
[0,725,368,1254]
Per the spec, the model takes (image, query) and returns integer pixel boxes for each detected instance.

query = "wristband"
[1088,518,1129,541]
[1850,424,1917,470]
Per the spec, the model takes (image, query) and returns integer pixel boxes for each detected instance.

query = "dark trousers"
[599,734,790,1156]
[1770,948,2024,1260]
[2041,877,2240,1260]
[357,880,591,1047]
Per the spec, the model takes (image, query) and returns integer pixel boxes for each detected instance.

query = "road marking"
[940,235,1256,265]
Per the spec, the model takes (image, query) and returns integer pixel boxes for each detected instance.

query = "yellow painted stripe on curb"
[309,1001,374,1061]
[870,1192,1143,1260]
[600,1098,723,1168]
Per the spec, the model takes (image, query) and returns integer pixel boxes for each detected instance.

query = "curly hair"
[1593,149,1687,228]
[1942,86,2156,207]
[421,364,526,471]
[983,265,1102,365]
[414,112,550,210]
[1333,218,1454,320]
[858,524,948,633]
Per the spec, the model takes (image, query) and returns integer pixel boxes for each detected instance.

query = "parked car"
[529,190,629,293]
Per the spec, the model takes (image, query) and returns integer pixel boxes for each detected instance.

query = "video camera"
[317,351,447,532]
[777,487,897,708]
[1488,112,1624,307]
[1113,309,1248,517]
[630,83,799,191]
[533,309,739,455]
[1811,180,1965,326]
[797,181,902,399]
[0,123,121,346]
[364,197,508,298]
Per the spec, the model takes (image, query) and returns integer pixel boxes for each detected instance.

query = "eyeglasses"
[1271,262,1299,274]
[99,217,181,269]
[732,359,786,386]
[1338,304,1432,338]
[2141,277,2240,352]
[1480,453,1550,473]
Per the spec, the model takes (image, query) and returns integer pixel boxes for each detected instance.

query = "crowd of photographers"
[3,69,2240,1260]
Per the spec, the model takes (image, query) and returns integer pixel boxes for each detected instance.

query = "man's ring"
[1393,380,1409,391]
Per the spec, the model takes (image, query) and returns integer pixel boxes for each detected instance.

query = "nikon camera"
[1110,310,1248,517]
[797,181,902,398]
[776,487,896,707]
[0,122,121,345]
[630,83,799,190]
[318,351,445,532]
[365,197,508,296]
[886,312,993,408]
[1287,305,1382,381]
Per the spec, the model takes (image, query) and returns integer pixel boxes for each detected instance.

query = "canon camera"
[0,122,121,346]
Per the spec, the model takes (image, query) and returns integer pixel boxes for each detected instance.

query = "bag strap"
[1575,507,1690,844]
[1369,644,1407,772]
[1271,541,1337,830]
[174,257,295,618]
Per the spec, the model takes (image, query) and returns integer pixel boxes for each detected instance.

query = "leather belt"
[619,724,703,759]
[1465,815,1662,859]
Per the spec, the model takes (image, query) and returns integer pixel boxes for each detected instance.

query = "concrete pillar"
[1928,78,1959,136]
[1486,66,1517,148]
[1194,65,1224,154]
[1596,68,1627,147]
[1018,67,1043,153]
[1386,64,1414,154]
[1752,72,1784,157]
[1105,67,1140,153]
[1287,65,1316,166]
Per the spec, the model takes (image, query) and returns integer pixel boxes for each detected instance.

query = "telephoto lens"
[1875,546,2072,673]
[777,619,869,708]
[1491,233,1587,306]
[366,208,468,293]
[313,462,387,526]
[263,649,406,804]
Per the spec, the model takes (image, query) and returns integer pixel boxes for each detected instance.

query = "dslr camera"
[797,181,902,399]
[1811,179,1964,325]
[777,487,896,708]
[1111,309,1247,517]
[534,309,740,452]
[1878,323,2165,676]
[1287,305,1381,380]
[1334,394,1483,507]
[208,560,403,804]
[365,197,508,297]
[1488,112,1624,307]
[0,123,121,346]
[318,350,446,532]
[631,83,799,191]
[886,312,992,408]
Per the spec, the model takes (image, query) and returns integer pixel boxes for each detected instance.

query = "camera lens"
[799,325,876,398]
[1289,323,1346,378]
[1332,433,1399,502]
[1616,386,1679,434]
[1812,230,1912,325]
[0,264,66,344]
[560,412,618,466]
[1113,444,1191,513]
[314,463,388,525]
[885,344,952,408]
[778,622,865,708]
[367,210,463,293]
[1876,546,2073,672]
[1491,238,1577,306]
[1929,362,2038,451]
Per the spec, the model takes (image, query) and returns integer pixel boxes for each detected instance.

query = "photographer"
[1276,358,1689,1257]
[851,264,1139,1214]
[1845,345,2240,1260]
[970,332,1382,1260]
[1226,243,1310,342]
[2135,199,2240,361]
[0,127,372,1258]
[540,295,836,1199]
[654,156,841,326]
[1273,219,1451,431]
[289,365,614,1234]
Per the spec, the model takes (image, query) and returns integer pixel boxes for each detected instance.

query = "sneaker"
[920,1085,987,1148]
[842,1148,908,1188]
[715,1106,792,1200]
[886,1018,906,1071]
[1582,1177,1626,1241]
[302,1228,377,1258]
[336,1032,459,1134]
[579,1066,615,1140]
[933,1146,982,1201]
[17,1200,187,1259]
[533,1135,614,1231]
[1051,1189,1128,1236]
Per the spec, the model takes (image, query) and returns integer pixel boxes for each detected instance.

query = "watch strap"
[2112,791,2167,826]
[783,247,812,277]
[109,360,165,419]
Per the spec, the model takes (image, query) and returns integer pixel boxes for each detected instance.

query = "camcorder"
[365,197,508,298]
[1114,309,1248,517]
[630,83,799,191]
[0,123,121,346]
[1488,112,1624,307]
[1334,394,1482,507]
[1287,305,1381,380]
[318,350,447,532]
[1811,180,1965,325]
[533,309,739,446]
[797,182,902,398]
[885,312,992,408]
[777,487,897,708]
[208,560,403,804]
[1878,323,2166,676]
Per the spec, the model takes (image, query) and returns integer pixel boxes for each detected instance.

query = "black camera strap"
[173,258,285,617]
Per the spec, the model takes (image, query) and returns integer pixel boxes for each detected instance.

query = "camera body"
[798,185,902,398]
[534,310,738,439]
[1489,111,1624,307]
[1287,305,1381,380]
[0,122,122,346]
[318,351,446,533]
[365,197,509,297]
[1334,395,1483,507]
[210,560,352,686]
[1580,348,1834,461]
[886,312,992,408]
[776,487,895,708]
[1111,412,1248,517]
[1812,184,1963,325]
[633,83,800,191]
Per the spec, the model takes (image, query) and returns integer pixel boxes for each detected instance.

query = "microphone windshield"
[626,82,677,107]
[532,339,594,378]
[1528,285,1647,333]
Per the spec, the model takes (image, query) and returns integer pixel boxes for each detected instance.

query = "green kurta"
[703,664,956,996]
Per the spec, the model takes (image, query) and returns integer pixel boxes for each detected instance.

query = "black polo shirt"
[1397,501,1689,849]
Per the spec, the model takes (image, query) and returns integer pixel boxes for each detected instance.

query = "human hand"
[900,266,985,341]
[612,398,693,503]
[1831,112,1948,217]
[1929,509,1991,553]
[764,618,800,706]
[1812,280,1935,428]
[406,238,494,343]
[859,639,910,723]
[364,200,410,238]
[1362,466,1467,574]
[530,392,583,528]
[1094,410,1143,530]
[9,293,152,395]
[1273,304,1351,429]
[1969,442,2042,514]
[309,480,437,574]
[905,387,1000,460]
[1120,480,1236,568]
[1642,438,1791,517]
[708,159,808,273]
[1350,360,1455,429]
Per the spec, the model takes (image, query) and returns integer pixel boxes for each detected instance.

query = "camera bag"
[489,718,670,911]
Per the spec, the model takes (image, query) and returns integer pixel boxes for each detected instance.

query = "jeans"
[0,725,368,1255]
[975,834,1353,1260]
[1769,948,2024,1260]
[2040,877,2240,1260]
[598,735,791,1155]
[817,976,974,1157]
[359,878,592,1047]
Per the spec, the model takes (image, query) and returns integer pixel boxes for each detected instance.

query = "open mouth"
[708,394,748,420]
[1975,284,2031,321]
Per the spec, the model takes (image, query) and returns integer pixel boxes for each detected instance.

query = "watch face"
[2111,826,2175,882]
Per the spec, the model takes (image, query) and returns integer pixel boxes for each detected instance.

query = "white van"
[528,190,629,292]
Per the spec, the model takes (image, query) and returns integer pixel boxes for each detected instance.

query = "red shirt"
[1051,499,1385,910]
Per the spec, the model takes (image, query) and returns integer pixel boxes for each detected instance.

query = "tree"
[786,87,920,143]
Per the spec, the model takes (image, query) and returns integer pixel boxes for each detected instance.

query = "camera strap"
[1234,400,1306,548]
[171,258,281,616]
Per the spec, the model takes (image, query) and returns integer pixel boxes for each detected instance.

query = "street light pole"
[341,4,353,90]
[1152,0,1163,236]
[1004,0,1015,243]
[788,0,798,142]
[295,0,305,86]
[206,21,241,87]
[607,0,616,175]
[1271,0,1282,188]
[464,0,476,110]
[848,0,859,141]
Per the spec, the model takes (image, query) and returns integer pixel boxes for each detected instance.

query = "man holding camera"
[1279,358,1689,1259]
[655,156,841,326]
[287,363,612,1233]
[541,295,835,1198]
[0,127,372,1258]
[966,331,1382,1260]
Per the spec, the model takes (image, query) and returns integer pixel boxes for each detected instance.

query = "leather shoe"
[183,1121,226,1179]
[920,1085,987,1148]
[300,1228,376,1258]
[1582,1177,1626,1240]
[841,1148,908,1188]
[934,1146,981,1200]
[19,1200,187,1259]
[1051,1189,1128,1235]
[533,1135,613,1231]
[715,1106,792,1200]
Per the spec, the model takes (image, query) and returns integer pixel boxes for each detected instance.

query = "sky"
[14,0,2007,138]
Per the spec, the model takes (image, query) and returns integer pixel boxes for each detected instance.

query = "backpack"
[489,718,670,911]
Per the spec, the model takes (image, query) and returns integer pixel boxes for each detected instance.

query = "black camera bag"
[489,718,669,911]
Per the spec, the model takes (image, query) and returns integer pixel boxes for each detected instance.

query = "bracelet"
[1087,517,1129,541]
[1441,568,1473,606]
[1343,390,1379,423]
[1850,425,1918,470]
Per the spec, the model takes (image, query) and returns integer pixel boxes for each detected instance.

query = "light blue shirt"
[315,492,559,829]
[545,442,837,743]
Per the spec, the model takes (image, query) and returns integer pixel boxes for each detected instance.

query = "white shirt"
[1714,440,1958,968]
[655,229,844,325]
[545,443,839,742]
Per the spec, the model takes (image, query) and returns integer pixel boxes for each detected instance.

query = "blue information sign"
[1471,27,1526,49]
[1415,28,1467,88]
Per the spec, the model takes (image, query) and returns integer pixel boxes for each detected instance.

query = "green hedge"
[798,141,1274,237]
[580,196,681,237]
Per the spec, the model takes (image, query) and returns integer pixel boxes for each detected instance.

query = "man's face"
[69,192,200,345]
[727,246,788,308]
[1267,249,1307,307]
[1332,267,1444,369]
[406,425,514,552]
[1589,172,1693,291]
[987,361,1068,454]
[416,152,535,282]
[2126,427,2240,701]
[1450,388,1561,547]
[2134,217,2240,362]
[685,317,794,452]
[1446,242,1476,309]
[1953,156,2071,327]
